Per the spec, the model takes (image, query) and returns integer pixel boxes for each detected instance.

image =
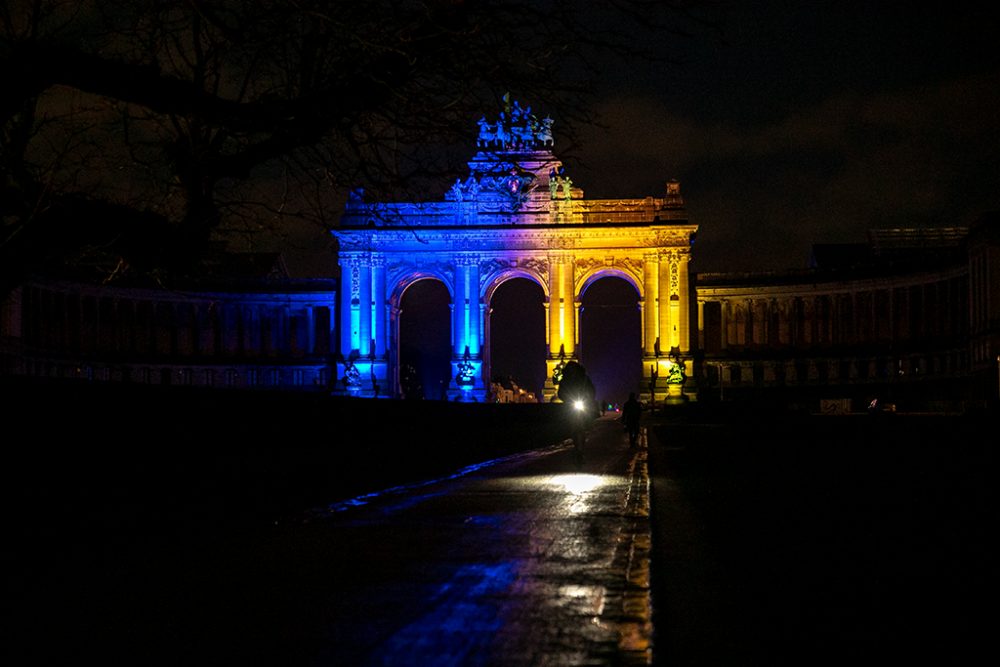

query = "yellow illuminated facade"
[334,101,696,401]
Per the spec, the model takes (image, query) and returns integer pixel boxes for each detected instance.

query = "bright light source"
[573,399,585,412]
[550,474,607,495]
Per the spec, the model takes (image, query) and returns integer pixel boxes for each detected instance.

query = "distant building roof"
[699,226,972,288]
[809,227,968,271]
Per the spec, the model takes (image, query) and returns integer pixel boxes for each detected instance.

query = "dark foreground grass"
[649,405,996,666]
[6,378,575,524]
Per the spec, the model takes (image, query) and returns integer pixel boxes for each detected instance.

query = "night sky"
[573,1,1000,273]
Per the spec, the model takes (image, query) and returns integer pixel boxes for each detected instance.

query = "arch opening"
[488,277,546,401]
[579,276,643,409]
[399,279,452,400]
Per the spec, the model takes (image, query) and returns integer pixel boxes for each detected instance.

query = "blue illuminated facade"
[333,99,696,402]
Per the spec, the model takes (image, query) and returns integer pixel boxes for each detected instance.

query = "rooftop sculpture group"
[445,97,567,210]
[348,97,574,214]
[476,98,554,151]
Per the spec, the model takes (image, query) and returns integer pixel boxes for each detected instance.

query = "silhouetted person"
[557,360,596,462]
[621,392,642,448]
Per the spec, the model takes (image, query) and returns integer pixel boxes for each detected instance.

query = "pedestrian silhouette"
[557,360,596,463]
[621,392,642,448]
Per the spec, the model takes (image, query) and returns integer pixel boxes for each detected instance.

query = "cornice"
[335,223,696,254]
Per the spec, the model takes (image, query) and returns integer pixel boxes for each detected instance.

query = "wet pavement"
[9,413,655,666]
[9,392,995,666]
[289,414,653,666]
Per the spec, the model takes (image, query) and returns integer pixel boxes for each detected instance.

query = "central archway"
[488,277,546,401]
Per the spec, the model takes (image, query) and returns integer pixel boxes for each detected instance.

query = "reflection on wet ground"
[296,420,651,666]
[9,416,651,666]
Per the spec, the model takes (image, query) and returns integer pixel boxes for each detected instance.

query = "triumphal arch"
[332,100,697,402]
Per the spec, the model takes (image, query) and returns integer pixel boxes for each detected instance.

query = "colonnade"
[6,280,338,389]
[698,273,968,353]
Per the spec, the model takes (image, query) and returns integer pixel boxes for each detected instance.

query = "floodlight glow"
[549,473,608,495]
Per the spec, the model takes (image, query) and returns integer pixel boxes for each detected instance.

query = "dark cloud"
[569,3,1000,272]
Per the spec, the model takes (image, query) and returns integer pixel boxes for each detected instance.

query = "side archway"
[579,276,643,408]
[396,278,452,400]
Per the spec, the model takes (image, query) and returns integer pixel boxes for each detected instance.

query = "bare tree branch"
[1,0,711,294]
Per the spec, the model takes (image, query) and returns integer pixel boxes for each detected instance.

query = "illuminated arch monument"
[332,100,697,402]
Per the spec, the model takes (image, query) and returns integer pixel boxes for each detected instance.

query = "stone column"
[801,298,813,346]
[304,306,315,355]
[389,303,402,397]
[452,255,481,357]
[731,300,744,347]
[696,298,704,350]
[469,258,481,356]
[677,249,691,353]
[643,252,658,355]
[452,256,468,357]
[720,299,730,350]
[339,257,357,357]
[358,262,372,357]
[657,251,671,353]
[751,299,765,346]
[547,254,566,356]
[275,306,290,357]
[564,258,577,355]
[243,305,259,357]
[774,298,787,346]
[449,254,485,400]
[543,254,571,401]
[372,254,386,356]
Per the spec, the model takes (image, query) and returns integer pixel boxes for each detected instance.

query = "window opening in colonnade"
[399,279,451,400]
[488,278,546,401]
[579,277,642,409]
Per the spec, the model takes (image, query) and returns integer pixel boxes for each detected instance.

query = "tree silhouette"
[1,1,709,296]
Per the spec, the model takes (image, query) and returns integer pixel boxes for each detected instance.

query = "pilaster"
[643,252,658,355]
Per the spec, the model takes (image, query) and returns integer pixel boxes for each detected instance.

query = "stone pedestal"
[664,382,688,405]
